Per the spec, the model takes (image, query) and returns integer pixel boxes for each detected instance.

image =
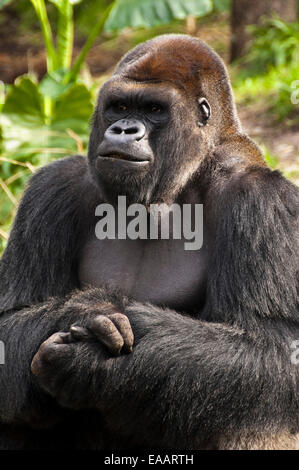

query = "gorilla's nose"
[104,119,146,145]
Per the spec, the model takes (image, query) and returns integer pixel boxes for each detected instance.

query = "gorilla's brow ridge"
[104,84,179,107]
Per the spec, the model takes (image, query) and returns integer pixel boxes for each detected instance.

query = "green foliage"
[242,17,299,75]
[235,60,298,103]
[0,74,94,176]
[233,18,299,123]
[0,73,94,252]
[27,0,111,80]
[235,62,299,122]
[2,74,93,144]
[74,0,228,35]
[105,0,213,31]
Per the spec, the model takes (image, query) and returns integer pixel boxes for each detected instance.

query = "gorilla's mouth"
[97,152,152,167]
[106,153,149,163]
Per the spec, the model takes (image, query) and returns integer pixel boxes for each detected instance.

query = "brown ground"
[238,104,299,184]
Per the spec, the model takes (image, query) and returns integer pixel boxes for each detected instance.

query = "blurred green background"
[0,0,298,254]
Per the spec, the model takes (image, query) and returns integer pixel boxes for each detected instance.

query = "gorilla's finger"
[108,313,134,353]
[42,332,71,346]
[90,315,124,356]
[31,332,71,376]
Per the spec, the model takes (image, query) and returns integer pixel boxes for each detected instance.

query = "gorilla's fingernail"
[70,326,89,340]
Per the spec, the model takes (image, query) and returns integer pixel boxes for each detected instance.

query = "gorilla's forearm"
[0,298,70,424]
[95,302,299,449]
[0,288,126,424]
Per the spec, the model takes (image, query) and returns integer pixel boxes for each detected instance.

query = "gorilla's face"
[95,81,173,202]
[89,80,211,205]
[88,35,237,204]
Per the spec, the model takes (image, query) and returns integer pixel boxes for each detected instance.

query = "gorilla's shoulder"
[215,155,298,198]
[217,163,299,224]
[233,166,298,201]
[14,155,99,234]
[29,154,89,188]
[22,155,97,210]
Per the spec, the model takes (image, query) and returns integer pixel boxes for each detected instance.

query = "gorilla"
[0,34,298,450]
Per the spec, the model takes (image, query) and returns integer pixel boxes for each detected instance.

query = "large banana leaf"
[105,0,213,31]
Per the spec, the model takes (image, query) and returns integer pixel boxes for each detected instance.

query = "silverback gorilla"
[0,35,298,450]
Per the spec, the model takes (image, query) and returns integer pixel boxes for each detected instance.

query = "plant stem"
[57,0,74,69]
[30,0,57,73]
[64,2,115,84]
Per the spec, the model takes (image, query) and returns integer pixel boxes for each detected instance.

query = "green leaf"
[39,71,71,99]
[52,83,94,129]
[2,76,45,127]
[105,0,213,31]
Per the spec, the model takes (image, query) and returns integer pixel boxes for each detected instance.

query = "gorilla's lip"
[97,152,152,166]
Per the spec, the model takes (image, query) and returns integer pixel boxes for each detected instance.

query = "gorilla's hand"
[30,313,133,408]
[70,312,134,356]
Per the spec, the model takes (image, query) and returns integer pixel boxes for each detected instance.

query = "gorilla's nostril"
[112,126,123,134]
[125,127,139,135]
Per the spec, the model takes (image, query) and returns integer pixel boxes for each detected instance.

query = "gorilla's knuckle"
[38,343,58,362]
[92,315,115,335]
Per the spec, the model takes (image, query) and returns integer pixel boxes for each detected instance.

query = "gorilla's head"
[88,34,243,204]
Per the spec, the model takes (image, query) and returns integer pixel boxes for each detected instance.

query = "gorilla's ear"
[197,97,211,127]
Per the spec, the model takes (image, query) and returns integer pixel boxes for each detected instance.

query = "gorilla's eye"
[144,103,168,123]
[116,103,127,112]
[197,97,211,127]
[150,104,161,113]
[105,101,129,120]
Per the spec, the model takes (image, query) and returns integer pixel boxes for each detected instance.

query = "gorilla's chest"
[78,236,207,311]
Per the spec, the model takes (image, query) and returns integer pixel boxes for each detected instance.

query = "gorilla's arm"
[32,166,299,448]
[102,302,298,448]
